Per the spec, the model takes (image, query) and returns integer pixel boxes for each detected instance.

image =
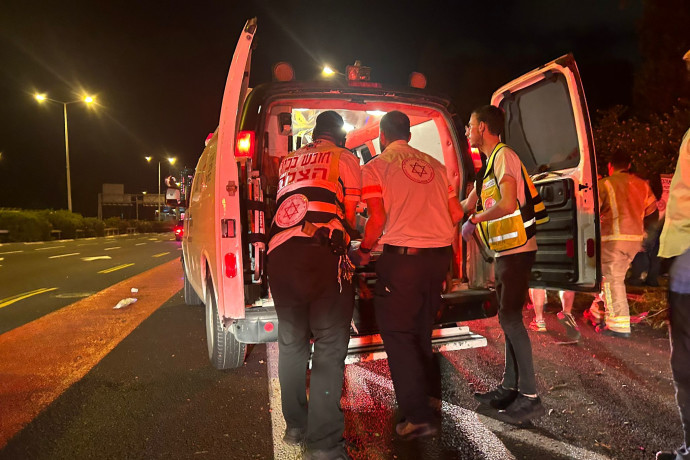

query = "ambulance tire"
[183,261,202,306]
[205,280,247,370]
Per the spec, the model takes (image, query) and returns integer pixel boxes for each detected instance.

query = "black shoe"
[303,444,350,460]
[474,386,518,410]
[596,326,631,338]
[497,394,546,425]
[283,427,306,446]
[655,451,678,460]
[557,311,581,341]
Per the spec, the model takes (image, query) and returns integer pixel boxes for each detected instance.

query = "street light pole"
[158,160,161,221]
[63,102,72,212]
[34,93,95,213]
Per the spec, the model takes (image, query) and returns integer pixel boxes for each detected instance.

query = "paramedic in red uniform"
[266,111,361,459]
[461,105,549,425]
[349,110,463,439]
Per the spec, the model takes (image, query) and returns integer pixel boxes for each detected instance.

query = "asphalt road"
[0,256,684,459]
[0,233,181,334]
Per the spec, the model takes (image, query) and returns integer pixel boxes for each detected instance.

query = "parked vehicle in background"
[173,219,184,241]
[182,18,601,370]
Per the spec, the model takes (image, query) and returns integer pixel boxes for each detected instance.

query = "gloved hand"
[461,218,477,242]
[348,247,371,267]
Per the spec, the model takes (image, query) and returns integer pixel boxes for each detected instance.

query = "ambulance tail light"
[235,131,255,159]
[225,253,238,278]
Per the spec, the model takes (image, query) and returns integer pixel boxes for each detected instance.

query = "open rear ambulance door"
[215,18,257,319]
[491,54,601,292]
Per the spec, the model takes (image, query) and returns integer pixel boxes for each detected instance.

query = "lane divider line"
[266,342,303,459]
[135,243,146,246]
[0,251,23,255]
[104,247,121,251]
[48,253,80,259]
[152,252,170,258]
[35,246,65,251]
[98,263,135,274]
[0,288,58,310]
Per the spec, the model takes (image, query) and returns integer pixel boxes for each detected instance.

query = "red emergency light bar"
[235,130,255,159]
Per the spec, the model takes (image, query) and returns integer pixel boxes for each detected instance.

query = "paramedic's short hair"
[313,111,345,141]
[380,111,410,141]
[609,150,632,170]
[472,105,504,137]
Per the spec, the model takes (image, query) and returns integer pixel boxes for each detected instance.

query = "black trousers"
[669,289,690,459]
[495,251,537,395]
[374,249,451,425]
[267,240,354,451]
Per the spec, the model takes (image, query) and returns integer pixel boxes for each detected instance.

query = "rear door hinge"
[226,181,238,196]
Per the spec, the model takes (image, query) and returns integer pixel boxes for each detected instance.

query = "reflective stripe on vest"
[268,147,347,240]
[476,143,549,252]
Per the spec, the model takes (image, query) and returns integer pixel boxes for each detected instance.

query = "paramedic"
[266,111,361,459]
[349,110,463,439]
[461,105,549,425]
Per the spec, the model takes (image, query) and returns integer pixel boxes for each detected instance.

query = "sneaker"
[303,444,350,460]
[395,420,438,439]
[529,319,547,332]
[283,427,306,446]
[557,312,581,341]
[596,325,631,338]
[474,386,518,410]
[497,394,546,425]
[655,451,678,460]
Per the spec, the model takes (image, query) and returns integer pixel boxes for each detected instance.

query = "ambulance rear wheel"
[183,260,202,306]
[205,281,247,370]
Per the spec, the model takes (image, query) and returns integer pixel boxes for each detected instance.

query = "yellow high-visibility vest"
[476,143,549,252]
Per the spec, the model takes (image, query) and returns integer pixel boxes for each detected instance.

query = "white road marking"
[152,252,170,258]
[0,250,23,255]
[35,245,65,251]
[23,242,44,245]
[81,256,112,261]
[266,343,303,459]
[135,243,146,246]
[104,247,121,251]
[48,252,80,259]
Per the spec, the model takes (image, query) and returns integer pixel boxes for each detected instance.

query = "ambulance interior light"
[235,130,255,159]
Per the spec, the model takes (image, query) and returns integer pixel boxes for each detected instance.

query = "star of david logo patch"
[275,194,309,228]
[402,158,435,184]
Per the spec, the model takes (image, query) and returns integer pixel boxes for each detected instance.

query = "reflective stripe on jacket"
[268,141,347,241]
[598,170,656,242]
[476,143,549,252]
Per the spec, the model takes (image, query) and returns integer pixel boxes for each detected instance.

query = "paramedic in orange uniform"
[266,111,361,459]
[350,110,463,439]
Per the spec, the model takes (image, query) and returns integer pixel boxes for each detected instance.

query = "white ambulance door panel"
[215,18,257,318]
[491,54,600,292]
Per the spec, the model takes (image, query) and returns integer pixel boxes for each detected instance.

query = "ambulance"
[182,18,601,369]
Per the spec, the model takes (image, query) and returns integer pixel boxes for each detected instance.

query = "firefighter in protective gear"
[266,111,361,458]
[585,150,657,338]
[461,105,547,425]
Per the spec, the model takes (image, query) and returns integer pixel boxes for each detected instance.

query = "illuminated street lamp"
[34,93,96,212]
[322,65,336,77]
[145,156,176,221]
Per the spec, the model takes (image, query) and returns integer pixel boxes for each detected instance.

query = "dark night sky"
[0,0,643,216]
